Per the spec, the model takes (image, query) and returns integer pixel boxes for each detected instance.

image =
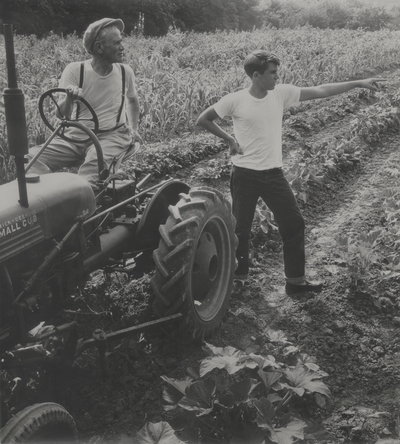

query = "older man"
[27,18,141,187]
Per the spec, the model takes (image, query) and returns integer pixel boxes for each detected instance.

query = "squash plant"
[134,331,331,444]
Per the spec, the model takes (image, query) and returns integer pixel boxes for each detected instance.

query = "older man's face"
[96,27,124,63]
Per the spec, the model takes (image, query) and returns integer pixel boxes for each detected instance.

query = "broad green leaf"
[304,362,321,372]
[295,353,317,365]
[282,345,299,356]
[229,378,260,404]
[357,244,378,263]
[264,330,289,344]
[177,402,213,417]
[134,422,184,444]
[202,342,225,356]
[241,358,259,370]
[296,354,329,376]
[161,376,192,410]
[244,342,262,354]
[358,229,382,246]
[162,393,180,411]
[281,366,331,397]
[200,346,251,376]
[249,354,266,369]
[169,411,196,431]
[274,419,306,444]
[267,393,282,403]
[257,369,282,391]
[178,379,216,416]
[308,365,328,377]
[161,376,192,396]
[250,353,281,370]
[254,396,276,427]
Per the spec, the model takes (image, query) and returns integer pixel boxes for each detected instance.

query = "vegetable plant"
[134,331,331,443]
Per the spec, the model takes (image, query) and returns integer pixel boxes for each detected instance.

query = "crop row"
[124,85,400,188]
[1,26,400,183]
[286,88,400,204]
[1,27,400,144]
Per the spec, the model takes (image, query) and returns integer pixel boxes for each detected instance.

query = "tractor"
[0,24,236,442]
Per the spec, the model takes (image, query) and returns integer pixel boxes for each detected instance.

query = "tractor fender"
[133,180,190,252]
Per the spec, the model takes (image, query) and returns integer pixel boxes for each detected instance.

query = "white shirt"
[60,60,136,131]
[214,84,301,170]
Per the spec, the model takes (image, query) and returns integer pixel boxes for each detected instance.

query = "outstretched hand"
[361,78,387,91]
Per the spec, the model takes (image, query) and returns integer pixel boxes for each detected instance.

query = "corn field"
[1,26,400,180]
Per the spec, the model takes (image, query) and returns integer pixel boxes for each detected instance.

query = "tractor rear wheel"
[0,402,77,443]
[151,187,237,342]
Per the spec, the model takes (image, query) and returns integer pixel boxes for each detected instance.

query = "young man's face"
[255,62,279,90]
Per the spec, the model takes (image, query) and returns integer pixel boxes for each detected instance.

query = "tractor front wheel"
[151,187,237,342]
[0,402,77,443]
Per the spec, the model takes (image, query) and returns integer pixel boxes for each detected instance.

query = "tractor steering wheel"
[38,88,99,144]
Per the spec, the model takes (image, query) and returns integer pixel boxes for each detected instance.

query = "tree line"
[1,0,399,37]
[0,0,261,36]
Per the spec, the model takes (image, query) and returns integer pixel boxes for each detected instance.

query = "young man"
[196,50,383,295]
[27,18,141,188]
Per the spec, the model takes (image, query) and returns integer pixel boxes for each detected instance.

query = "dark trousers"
[230,166,305,279]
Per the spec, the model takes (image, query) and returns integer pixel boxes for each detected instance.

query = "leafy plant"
[134,335,330,443]
[283,87,400,205]
[334,189,400,292]
[335,231,381,287]
[190,156,231,182]
[350,90,400,144]
[379,188,400,281]
[133,422,183,444]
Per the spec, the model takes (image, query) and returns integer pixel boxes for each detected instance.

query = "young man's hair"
[244,50,280,78]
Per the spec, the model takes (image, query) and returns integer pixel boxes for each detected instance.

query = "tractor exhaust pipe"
[3,24,29,207]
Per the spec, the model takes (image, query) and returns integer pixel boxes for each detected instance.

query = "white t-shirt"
[59,60,137,131]
[214,84,301,170]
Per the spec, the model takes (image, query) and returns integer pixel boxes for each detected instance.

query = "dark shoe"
[285,280,323,296]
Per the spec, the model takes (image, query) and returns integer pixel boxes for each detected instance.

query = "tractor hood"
[0,173,96,263]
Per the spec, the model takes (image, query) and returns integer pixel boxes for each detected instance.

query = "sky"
[364,0,399,7]
[257,0,399,8]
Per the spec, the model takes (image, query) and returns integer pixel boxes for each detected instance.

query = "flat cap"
[83,18,124,54]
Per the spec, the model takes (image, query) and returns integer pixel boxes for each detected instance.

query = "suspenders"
[74,63,85,121]
[75,62,126,131]
[115,65,125,127]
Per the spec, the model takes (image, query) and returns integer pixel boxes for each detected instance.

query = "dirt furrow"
[246,135,400,443]
[308,141,399,245]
